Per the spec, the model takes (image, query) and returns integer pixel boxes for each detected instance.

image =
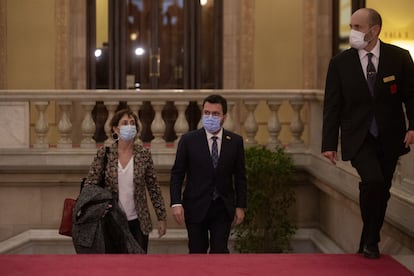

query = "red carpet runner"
[1,254,412,276]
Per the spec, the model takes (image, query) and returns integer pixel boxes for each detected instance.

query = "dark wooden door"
[87,0,222,142]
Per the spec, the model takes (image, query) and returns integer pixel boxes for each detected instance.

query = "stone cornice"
[0,0,7,89]
[55,0,70,89]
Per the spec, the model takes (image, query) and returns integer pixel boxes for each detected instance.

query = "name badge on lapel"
[383,75,395,83]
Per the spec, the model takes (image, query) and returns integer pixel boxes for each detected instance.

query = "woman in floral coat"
[85,108,167,253]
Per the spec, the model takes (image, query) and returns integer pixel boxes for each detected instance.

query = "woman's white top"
[118,157,138,221]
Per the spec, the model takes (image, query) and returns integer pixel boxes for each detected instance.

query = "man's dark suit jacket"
[322,41,414,160]
[170,128,247,223]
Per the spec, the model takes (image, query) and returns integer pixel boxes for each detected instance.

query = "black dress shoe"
[363,244,380,259]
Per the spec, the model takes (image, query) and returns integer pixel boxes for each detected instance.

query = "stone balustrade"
[0,89,322,151]
[1,89,414,253]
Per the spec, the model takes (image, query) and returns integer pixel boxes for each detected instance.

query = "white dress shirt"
[358,39,380,79]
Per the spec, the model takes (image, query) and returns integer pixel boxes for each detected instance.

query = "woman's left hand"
[157,220,167,238]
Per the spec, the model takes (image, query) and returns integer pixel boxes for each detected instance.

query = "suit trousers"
[350,134,398,250]
[186,197,233,254]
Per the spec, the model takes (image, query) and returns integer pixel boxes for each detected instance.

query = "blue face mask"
[119,125,137,141]
[202,115,221,134]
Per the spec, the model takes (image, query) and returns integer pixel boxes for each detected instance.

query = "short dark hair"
[110,108,139,135]
[367,8,382,28]
[202,94,228,115]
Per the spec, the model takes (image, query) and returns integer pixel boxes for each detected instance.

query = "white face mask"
[349,29,368,50]
[119,125,137,141]
[202,115,221,134]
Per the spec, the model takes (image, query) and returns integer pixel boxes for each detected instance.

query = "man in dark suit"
[170,94,247,253]
[322,8,414,259]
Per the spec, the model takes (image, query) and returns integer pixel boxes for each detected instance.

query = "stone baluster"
[266,100,282,150]
[243,100,258,146]
[129,101,143,144]
[174,101,189,144]
[197,101,203,129]
[150,101,166,147]
[289,98,305,147]
[104,102,118,145]
[33,101,50,149]
[80,101,96,148]
[223,100,235,132]
[57,101,73,149]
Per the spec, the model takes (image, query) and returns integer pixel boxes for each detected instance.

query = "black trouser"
[128,218,149,253]
[186,198,233,254]
[350,134,398,250]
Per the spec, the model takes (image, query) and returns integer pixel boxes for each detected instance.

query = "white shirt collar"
[205,128,223,140]
[358,39,380,59]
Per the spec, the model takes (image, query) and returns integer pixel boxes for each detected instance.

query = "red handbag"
[59,147,109,236]
[58,198,76,236]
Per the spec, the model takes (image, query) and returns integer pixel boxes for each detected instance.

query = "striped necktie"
[211,136,219,168]
[367,53,378,137]
[367,53,376,95]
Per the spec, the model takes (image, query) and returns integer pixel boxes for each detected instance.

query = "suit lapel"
[373,41,391,96]
[218,130,232,167]
[350,49,368,84]
[198,128,213,165]
[377,42,393,82]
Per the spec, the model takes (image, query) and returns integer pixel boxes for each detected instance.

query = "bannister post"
[174,101,189,144]
[104,102,118,145]
[197,101,203,129]
[288,98,305,148]
[129,101,143,145]
[57,101,73,149]
[266,100,282,150]
[33,101,50,149]
[150,101,166,147]
[223,100,235,132]
[80,101,96,148]
[243,100,258,146]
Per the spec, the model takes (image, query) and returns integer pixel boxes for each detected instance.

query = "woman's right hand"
[158,220,167,238]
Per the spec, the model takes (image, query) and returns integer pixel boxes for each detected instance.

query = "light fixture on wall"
[135,47,145,56]
[95,49,103,58]
[200,0,208,6]
[130,32,138,41]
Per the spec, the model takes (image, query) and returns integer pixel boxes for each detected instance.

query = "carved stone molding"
[0,0,7,89]
[303,0,333,89]
[69,0,87,89]
[303,1,318,89]
[55,0,70,89]
[222,0,239,89]
[239,0,254,89]
[223,0,254,89]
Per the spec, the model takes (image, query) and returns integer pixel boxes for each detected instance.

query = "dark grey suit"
[170,128,246,253]
[322,41,414,250]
